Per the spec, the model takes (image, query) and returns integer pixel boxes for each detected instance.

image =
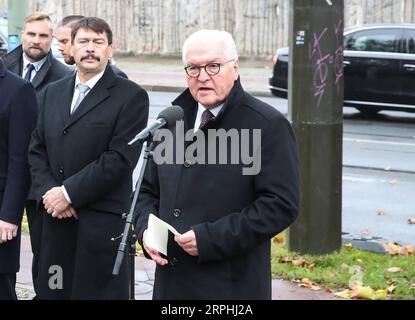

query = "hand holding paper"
[146,214,181,257]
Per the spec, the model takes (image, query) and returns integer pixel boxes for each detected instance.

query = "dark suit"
[2,45,72,95]
[2,45,72,296]
[135,79,300,300]
[28,65,149,299]
[0,58,38,299]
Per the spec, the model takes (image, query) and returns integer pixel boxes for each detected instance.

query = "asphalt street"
[142,91,415,246]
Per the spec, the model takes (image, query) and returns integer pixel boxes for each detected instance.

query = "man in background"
[56,15,128,78]
[2,12,71,93]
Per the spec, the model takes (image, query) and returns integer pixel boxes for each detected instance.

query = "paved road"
[143,92,415,246]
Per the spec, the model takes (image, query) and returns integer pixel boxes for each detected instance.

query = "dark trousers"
[26,199,42,295]
[0,274,17,300]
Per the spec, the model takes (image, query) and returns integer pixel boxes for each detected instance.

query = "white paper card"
[146,214,181,256]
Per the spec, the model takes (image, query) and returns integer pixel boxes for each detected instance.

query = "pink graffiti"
[311,19,344,107]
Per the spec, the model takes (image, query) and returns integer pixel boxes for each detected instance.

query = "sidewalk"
[16,234,337,300]
[114,55,273,97]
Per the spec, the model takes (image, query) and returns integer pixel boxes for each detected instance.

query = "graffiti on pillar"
[311,19,344,108]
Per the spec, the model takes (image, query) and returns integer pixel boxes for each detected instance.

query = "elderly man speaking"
[135,29,300,300]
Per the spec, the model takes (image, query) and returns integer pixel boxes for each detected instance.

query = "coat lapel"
[64,66,116,129]
[58,76,75,124]
[31,52,52,89]
[2,45,23,76]
[0,59,6,78]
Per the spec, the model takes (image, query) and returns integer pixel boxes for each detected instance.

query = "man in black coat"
[2,13,72,94]
[0,58,38,300]
[2,13,72,296]
[134,29,300,299]
[28,17,149,299]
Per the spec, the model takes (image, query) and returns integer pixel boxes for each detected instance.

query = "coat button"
[170,257,178,267]
[59,167,64,175]
[173,209,181,218]
[183,160,192,168]
[63,129,69,135]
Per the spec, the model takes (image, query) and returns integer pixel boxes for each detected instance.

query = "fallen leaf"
[388,180,397,186]
[308,263,316,270]
[279,257,292,264]
[356,259,364,264]
[311,285,322,291]
[292,258,305,266]
[387,285,396,294]
[273,235,285,243]
[335,289,354,299]
[408,218,415,225]
[344,243,353,248]
[383,242,415,256]
[325,287,335,293]
[377,210,385,216]
[327,271,336,277]
[403,245,415,255]
[340,263,350,273]
[361,229,370,236]
[387,267,403,273]
[383,242,403,255]
[335,286,388,300]
[299,278,314,288]
[410,283,415,289]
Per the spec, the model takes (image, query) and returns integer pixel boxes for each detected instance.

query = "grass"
[21,216,414,299]
[271,239,415,299]
[21,212,29,234]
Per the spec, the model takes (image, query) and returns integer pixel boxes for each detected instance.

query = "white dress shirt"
[69,70,105,114]
[194,103,223,132]
[22,53,48,81]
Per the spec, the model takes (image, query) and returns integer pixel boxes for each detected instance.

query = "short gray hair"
[182,29,238,64]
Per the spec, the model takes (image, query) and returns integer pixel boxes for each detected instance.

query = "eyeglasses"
[184,59,235,78]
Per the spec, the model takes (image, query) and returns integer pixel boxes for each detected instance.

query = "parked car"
[269,24,415,114]
[0,29,7,57]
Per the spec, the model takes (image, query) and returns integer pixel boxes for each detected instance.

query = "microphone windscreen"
[157,105,184,128]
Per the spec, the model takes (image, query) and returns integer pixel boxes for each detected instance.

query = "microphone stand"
[112,139,154,300]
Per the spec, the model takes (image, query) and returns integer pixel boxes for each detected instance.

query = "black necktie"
[199,109,214,128]
[24,64,35,82]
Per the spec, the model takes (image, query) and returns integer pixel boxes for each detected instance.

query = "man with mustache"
[56,15,128,78]
[2,12,71,298]
[29,17,149,299]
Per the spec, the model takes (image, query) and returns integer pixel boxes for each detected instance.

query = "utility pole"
[288,0,344,255]
[7,0,27,52]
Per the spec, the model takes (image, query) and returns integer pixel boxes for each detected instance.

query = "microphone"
[128,105,184,145]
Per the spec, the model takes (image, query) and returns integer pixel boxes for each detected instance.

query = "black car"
[269,24,415,114]
[0,30,7,57]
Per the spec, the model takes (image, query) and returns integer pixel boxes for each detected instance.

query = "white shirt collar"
[194,103,224,132]
[74,70,106,90]
[23,53,48,72]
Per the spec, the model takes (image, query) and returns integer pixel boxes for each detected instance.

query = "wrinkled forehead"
[184,38,227,64]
